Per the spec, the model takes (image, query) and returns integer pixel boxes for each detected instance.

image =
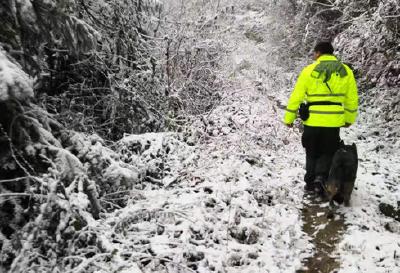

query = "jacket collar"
[316,54,338,62]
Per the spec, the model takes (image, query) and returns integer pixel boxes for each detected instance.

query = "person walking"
[283,41,358,192]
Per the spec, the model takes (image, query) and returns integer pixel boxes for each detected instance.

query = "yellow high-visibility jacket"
[284,55,358,127]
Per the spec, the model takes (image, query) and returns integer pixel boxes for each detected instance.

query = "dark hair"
[314,41,334,55]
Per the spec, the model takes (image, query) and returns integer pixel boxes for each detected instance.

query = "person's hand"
[343,123,352,128]
[285,123,293,128]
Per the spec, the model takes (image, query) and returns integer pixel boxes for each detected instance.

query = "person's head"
[313,41,334,60]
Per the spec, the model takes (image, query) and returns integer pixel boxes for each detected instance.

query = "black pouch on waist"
[298,101,342,121]
[299,103,310,121]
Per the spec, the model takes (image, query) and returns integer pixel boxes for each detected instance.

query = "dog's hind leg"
[342,180,355,207]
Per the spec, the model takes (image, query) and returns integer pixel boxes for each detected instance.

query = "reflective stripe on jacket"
[284,55,358,127]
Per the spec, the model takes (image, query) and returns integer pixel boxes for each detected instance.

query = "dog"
[324,142,358,207]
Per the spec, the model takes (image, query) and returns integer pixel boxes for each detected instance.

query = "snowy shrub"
[0,0,162,140]
[156,0,230,126]
[0,49,33,101]
[0,0,229,272]
[0,123,194,271]
[0,0,227,141]
[269,0,399,89]
[117,132,195,188]
[335,2,400,88]
[229,225,260,245]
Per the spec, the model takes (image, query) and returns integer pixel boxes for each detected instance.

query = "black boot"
[304,183,315,191]
[313,176,325,195]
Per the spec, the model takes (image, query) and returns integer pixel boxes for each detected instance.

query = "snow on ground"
[90,4,400,273]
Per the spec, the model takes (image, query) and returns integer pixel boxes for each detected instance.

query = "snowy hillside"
[0,0,399,273]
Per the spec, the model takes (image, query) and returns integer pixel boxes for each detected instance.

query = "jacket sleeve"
[284,68,308,125]
[344,68,358,124]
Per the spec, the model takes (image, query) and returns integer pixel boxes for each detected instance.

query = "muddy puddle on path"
[297,193,347,273]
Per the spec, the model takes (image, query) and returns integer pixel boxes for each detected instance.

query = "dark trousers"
[301,125,341,185]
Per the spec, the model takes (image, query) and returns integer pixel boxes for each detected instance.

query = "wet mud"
[297,193,347,273]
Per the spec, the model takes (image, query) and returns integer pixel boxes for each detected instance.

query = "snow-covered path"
[177,19,310,270]
[179,8,313,272]
[90,4,400,273]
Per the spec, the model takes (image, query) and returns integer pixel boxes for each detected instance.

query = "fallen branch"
[0,193,47,199]
[65,253,110,273]
[0,176,45,185]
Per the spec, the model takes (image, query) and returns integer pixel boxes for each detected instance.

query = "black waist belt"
[307,101,342,106]
[299,101,342,121]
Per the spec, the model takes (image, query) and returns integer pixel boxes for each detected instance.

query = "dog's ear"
[339,140,345,148]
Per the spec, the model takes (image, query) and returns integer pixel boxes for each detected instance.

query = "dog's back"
[326,143,358,206]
